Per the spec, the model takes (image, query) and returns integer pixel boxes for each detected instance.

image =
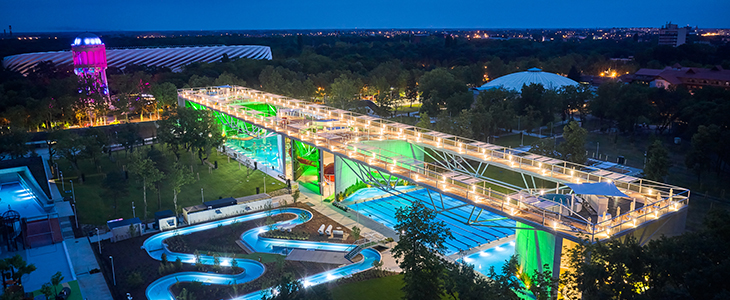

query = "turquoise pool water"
[344,186,415,201]
[346,188,515,255]
[459,241,516,276]
[143,208,380,300]
[226,135,282,172]
[0,182,47,218]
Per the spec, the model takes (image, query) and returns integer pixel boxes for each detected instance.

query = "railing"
[179,87,691,241]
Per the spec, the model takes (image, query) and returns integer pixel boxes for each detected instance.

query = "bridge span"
[178,86,689,277]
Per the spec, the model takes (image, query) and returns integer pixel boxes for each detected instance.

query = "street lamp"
[96,228,101,254]
[132,201,136,218]
[71,180,77,228]
[201,188,204,203]
[60,171,65,190]
[110,256,116,286]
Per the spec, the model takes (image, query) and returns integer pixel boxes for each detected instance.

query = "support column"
[277,134,285,175]
[319,149,325,199]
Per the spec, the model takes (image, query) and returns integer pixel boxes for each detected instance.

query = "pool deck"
[298,188,402,272]
[65,237,114,300]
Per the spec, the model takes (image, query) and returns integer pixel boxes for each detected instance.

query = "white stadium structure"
[2,44,272,74]
[475,67,579,92]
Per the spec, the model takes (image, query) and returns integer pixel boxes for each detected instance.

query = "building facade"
[659,22,691,47]
[623,64,730,90]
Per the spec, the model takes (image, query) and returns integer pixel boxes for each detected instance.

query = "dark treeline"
[2,33,730,181]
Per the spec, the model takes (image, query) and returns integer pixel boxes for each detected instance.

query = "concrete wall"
[158,216,177,231]
[111,223,143,242]
[184,199,280,225]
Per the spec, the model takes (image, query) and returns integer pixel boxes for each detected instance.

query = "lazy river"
[142,207,382,300]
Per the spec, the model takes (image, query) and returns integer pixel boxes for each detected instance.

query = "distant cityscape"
[2,25,729,45]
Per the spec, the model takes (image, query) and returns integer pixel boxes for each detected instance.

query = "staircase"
[60,217,75,240]
[344,244,365,261]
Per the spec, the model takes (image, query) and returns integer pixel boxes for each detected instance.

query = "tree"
[262,273,333,300]
[416,112,431,129]
[328,74,362,110]
[168,161,194,217]
[129,153,164,219]
[418,68,469,116]
[40,283,53,300]
[529,139,558,158]
[442,258,522,300]
[644,140,669,182]
[351,226,361,241]
[560,209,730,300]
[0,129,30,160]
[150,82,179,113]
[559,121,587,164]
[214,72,246,87]
[685,126,712,183]
[54,131,84,170]
[393,201,453,300]
[80,127,109,167]
[102,171,129,217]
[567,65,581,82]
[177,287,196,300]
[0,255,36,293]
[117,123,142,155]
[50,271,63,296]
[157,107,224,163]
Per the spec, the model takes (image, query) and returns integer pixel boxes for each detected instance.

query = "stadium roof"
[476,68,579,92]
[2,45,272,74]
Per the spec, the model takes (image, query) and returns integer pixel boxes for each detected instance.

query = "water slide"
[142,207,382,300]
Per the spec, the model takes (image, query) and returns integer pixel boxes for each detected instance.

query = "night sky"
[2,0,729,32]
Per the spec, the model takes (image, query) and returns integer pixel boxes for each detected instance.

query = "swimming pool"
[0,182,47,218]
[346,188,515,255]
[226,135,282,172]
[143,208,381,300]
[344,185,416,202]
[459,241,516,276]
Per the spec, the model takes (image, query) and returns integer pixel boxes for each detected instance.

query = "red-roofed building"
[622,64,730,91]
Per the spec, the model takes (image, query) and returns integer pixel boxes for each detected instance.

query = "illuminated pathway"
[143,208,381,300]
[179,86,690,242]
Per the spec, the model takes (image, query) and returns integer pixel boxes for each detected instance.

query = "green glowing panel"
[239,102,277,117]
[186,100,284,173]
[293,140,320,195]
[515,222,556,277]
[361,140,424,172]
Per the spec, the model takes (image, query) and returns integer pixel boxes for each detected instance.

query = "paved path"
[299,189,398,241]
[298,189,404,272]
[65,238,113,300]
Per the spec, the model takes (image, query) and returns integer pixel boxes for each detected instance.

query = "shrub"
[127,271,143,288]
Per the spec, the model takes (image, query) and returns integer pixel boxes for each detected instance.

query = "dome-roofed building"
[72,32,104,46]
[475,68,579,92]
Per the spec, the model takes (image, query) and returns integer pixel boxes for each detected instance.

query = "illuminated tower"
[71,33,109,95]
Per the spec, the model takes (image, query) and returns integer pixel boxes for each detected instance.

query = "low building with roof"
[622,64,730,90]
[474,67,580,93]
[107,217,142,242]
[182,193,281,225]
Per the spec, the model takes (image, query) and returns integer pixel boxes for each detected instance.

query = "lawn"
[493,134,540,148]
[31,280,82,300]
[330,274,452,300]
[54,145,287,225]
[331,274,404,300]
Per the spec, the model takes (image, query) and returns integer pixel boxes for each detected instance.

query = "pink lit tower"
[71,33,109,95]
